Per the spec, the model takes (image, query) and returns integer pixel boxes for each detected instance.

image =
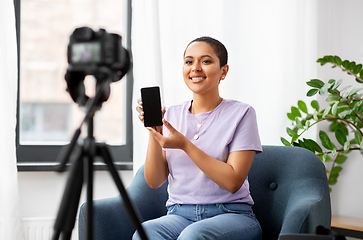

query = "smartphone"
[141,86,163,127]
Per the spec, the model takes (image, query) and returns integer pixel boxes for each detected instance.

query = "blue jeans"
[132,203,262,240]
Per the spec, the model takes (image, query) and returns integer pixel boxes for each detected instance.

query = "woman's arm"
[144,131,169,189]
[183,143,255,193]
[149,119,255,193]
[136,100,168,189]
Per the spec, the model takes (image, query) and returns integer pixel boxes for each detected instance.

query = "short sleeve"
[229,106,262,154]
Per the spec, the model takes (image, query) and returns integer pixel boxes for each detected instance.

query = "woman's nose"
[191,62,201,71]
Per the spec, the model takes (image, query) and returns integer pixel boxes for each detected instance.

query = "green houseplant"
[281,55,363,190]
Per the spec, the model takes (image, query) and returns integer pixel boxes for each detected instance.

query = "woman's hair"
[184,36,228,68]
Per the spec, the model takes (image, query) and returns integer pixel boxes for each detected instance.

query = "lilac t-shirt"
[163,99,262,207]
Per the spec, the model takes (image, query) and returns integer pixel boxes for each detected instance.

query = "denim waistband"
[167,203,254,222]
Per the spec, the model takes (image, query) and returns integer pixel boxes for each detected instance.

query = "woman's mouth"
[191,77,205,83]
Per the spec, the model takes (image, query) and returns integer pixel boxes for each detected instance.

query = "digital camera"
[67,27,130,82]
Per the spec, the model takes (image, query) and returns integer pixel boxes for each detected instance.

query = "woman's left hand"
[147,119,188,150]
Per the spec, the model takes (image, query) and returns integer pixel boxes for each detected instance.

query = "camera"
[65,27,131,106]
[67,27,130,82]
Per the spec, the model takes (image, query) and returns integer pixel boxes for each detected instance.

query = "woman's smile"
[190,76,206,83]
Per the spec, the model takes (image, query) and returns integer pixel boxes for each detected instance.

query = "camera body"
[65,27,131,106]
[67,27,130,82]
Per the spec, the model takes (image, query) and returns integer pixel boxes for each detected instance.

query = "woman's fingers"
[162,119,175,132]
[136,98,144,122]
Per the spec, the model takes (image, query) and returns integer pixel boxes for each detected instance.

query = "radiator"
[23,218,78,240]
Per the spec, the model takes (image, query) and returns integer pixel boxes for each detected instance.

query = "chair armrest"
[79,166,168,240]
[280,178,331,236]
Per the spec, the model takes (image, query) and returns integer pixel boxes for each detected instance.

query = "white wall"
[18,170,133,237]
[316,0,363,219]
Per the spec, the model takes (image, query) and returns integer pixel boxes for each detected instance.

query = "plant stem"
[328,152,339,185]
[338,98,363,104]
[316,147,361,156]
[345,101,363,127]
[300,113,362,137]
[334,63,363,83]
[326,85,363,129]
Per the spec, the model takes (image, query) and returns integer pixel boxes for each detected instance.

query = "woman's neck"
[191,95,223,114]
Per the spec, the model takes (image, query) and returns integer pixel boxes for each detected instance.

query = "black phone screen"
[141,87,163,127]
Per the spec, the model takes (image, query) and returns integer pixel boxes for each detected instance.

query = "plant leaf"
[336,154,348,164]
[348,61,356,71]
[326,95,341,102]
[281,137,291,146]
[342,60,350,69]
[291,106,301,118]
[329,176,338,185]
[295,118,304,129]
[331,148,337,158]
[330,166,342,185]
[317,57,328,65]
[311,100,319,111]
[319,130,336,150]
[304,138,323,153]
[344,141,351,153]
[355,130,363,144]
[298,100,308,114]
[287,112,295,121]
[322,153,332,162]
[307,89,319,97]
[329,121,339,132]
[332,166,343,174]
[313,110,318,121]
[338,110,352,118]
[353,64,362,74]
[335,128,347,146]
[333,79,343,90]
[286,127,297,138]
[320,82,333,95]
[305,120,310,130]
[328,79,336,85]
[333,55,343,65]
[307,79,324,88]
[348,88,363,97]
[322,106,331,118]
[331,102,339,116]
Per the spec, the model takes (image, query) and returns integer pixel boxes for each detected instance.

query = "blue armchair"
[79,146,331,240]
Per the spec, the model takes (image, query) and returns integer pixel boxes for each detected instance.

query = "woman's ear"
[220,64,229,80]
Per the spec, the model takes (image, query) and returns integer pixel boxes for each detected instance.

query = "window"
[14,0,133,171]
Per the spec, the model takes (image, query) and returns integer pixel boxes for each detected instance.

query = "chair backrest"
[248,146,331,239]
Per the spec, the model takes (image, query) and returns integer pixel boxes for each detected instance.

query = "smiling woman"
[134,36,262,240]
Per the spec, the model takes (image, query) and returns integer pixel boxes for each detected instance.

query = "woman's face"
[183,41,228,97]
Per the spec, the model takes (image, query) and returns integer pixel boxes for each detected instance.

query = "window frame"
[14,0,134,171]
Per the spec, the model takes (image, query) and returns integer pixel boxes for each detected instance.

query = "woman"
[134,37,262,240]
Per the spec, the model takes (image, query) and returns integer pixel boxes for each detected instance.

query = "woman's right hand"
[136,98,145,124]
[136,98,166,133]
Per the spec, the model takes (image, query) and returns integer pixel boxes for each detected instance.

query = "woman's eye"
[203,60,212,64]
[185,60,193,65]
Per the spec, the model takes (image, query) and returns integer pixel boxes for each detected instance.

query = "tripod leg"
[98,143,149,240]
[52,145,84,240]
[85,144,94,240]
